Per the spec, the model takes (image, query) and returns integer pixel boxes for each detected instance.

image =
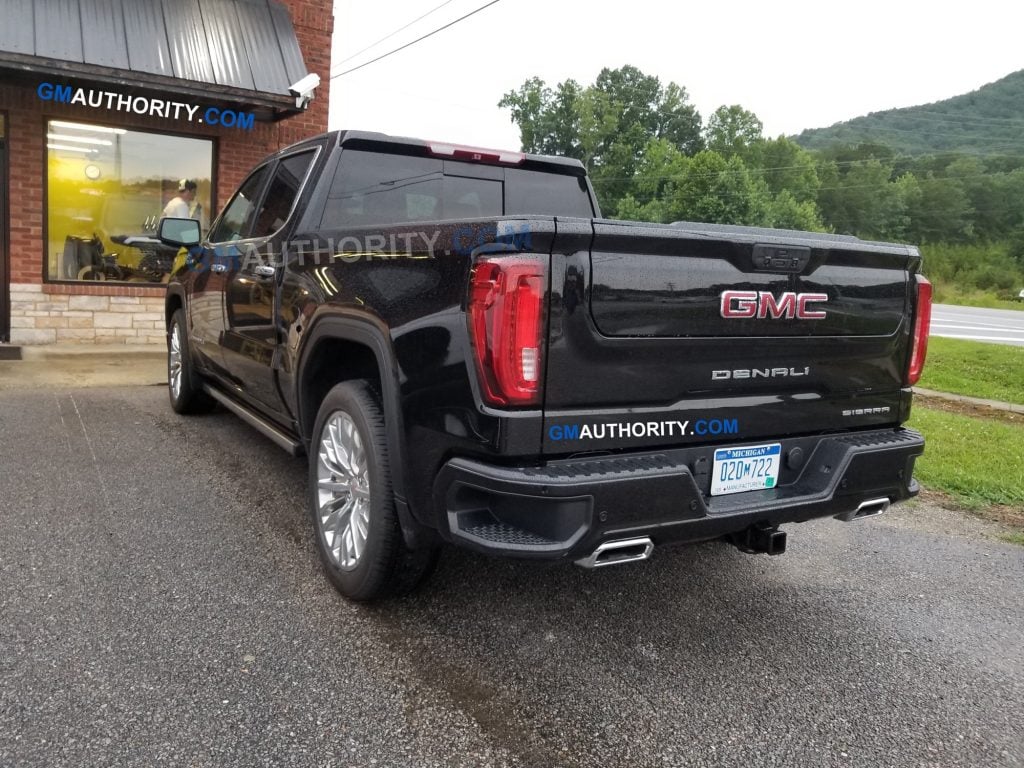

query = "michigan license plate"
[710,443,781,496]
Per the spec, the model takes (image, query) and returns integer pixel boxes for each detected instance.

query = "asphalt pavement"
[930,304,1024,347]
[1,385,1022,768]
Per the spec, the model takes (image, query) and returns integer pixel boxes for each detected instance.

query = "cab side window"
[209,166,270,243]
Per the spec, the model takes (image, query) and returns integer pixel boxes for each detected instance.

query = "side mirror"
[158,217,201,248]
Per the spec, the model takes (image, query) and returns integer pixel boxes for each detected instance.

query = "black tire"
[77,266,105,281]
[167,309,215,415]
[308,380,438,601]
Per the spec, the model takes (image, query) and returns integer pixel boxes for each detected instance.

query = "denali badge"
[720,290,829,320]
[713,367,810,381]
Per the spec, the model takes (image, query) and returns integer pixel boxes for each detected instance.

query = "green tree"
[664,151,771,226]
[767,191,826,231]
[905,174,974,242]
[575,87,619,171]
[656,83,705,156]
[821,141,896,166]
[499,66,704,215]
[705,105,763,158]
[501,67,836,231]
[747,137,820,203]
[816,157,909,239]
[888,173,922,241]
[614,138,691,222]
[616,193,669,224]
[592,66,703,155]
[943,156,1024,241]
[497,77,582,158]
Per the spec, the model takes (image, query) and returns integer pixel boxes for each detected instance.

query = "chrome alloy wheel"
[169,323,183,400]
[316,412,371,570]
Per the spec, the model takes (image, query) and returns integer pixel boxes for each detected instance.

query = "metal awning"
[0,0,314,119]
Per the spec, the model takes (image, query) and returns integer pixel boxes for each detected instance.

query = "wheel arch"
[165,287,186,330]
[296,314,410,506]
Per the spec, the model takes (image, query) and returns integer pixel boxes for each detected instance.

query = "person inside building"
[159,179,203,278]
[162,179,200,220]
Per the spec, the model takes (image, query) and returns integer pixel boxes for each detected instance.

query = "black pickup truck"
[158,130,931,601]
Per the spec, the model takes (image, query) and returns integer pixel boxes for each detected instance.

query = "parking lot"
[1,385,1022,767]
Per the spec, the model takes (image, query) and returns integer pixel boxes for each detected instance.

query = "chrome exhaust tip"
[575,537,654,569]
[835,497,891,523]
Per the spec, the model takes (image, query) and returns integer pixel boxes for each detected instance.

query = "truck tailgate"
[541,219,919,454]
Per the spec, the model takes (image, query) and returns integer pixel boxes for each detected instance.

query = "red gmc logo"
[720,290,829,320]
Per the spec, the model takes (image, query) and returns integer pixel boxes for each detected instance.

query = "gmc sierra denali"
[158,130,931,601]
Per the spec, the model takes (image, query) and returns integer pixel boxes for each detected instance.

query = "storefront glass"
[46,121,213,283]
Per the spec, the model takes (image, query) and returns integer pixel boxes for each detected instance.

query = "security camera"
[289,73,321,109]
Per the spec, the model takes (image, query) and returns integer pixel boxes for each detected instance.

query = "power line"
[816,111,1024,129]
[588,161,1024,185]
[331,0,502,80]
[873,109,1024,127]
[808,121,1024,142]
[331,0,458,71]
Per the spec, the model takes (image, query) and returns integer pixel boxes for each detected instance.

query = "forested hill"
[794,70,1024,156]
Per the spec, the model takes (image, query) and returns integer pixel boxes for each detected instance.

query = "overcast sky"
[328,0,1023,150]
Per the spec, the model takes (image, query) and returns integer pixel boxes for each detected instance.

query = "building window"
[46,120,213,283]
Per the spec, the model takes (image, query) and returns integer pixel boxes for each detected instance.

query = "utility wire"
[869,109,1024,127]
[331,0,502,80]
[331,0,458,70]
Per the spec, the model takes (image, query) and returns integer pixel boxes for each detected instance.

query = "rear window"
[321,149,592,228]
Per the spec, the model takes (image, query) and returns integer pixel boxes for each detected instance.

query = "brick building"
[0,0,333,346]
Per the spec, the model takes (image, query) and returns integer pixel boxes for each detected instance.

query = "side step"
[201,384,303,456]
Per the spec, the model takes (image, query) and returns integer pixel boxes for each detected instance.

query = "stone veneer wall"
[8,284,167,345]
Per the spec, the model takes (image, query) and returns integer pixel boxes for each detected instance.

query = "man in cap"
[162,179,199,219]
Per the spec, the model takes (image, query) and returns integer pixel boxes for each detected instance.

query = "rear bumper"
[432,427,924,560]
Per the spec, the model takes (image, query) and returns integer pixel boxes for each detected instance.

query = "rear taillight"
[906,275,932,386]
[468,255,546,407]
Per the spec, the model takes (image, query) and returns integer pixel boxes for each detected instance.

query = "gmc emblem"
[720,290,829,320]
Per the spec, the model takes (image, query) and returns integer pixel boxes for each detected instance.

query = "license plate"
[710,443,781,496]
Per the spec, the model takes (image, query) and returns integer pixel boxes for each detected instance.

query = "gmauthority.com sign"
[37,82,256,131]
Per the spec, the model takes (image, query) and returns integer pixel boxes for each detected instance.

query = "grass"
[922,242,1024,311]
[917,337,1024,405]
[1001,532,1024,546]
[908,407,1024,509]
[931,284,1023,311]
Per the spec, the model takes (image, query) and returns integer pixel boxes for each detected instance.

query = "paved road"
[1,386,1022,768]
[931,304,1024,347]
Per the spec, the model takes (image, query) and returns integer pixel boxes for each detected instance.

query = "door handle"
[253,265,276,278]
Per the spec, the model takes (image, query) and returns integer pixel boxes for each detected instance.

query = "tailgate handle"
[752,244,811,273]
